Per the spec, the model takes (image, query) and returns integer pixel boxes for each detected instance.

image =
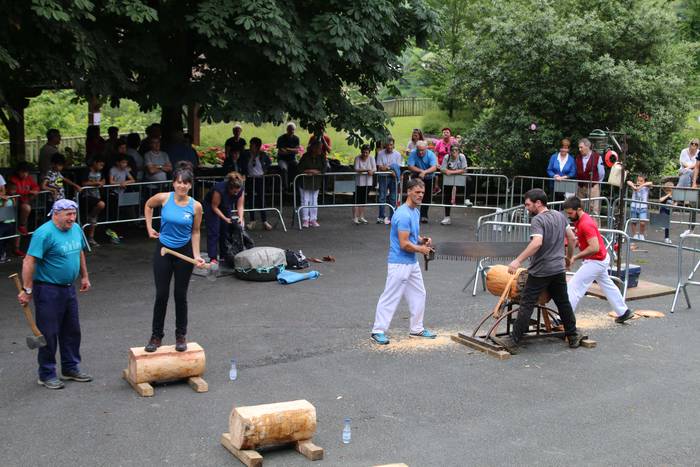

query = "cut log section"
[228,399,317,450]
[123,342,207,396]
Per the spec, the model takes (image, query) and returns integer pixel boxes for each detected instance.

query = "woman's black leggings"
[151,240,194,339]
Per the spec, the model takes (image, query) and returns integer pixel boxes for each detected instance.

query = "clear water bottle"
[342,418,351,444]
[229,359,238,381]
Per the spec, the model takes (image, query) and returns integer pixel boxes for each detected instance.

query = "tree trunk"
[161,105,185,147]
[1,97,29,164]
[228,400,317,450]
[187,103,201,145]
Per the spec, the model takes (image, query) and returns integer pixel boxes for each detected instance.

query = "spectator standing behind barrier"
[224,124,246,173]
[0,184,13,263]
[9,161,40,241]
[108,154,136,243]
[407,140,438,223]
[42,153,82,203]
[575,138,605,221]
[138,124,162,156]
[406,128,424,157]
[38,129,61,177]
[627,174,652,240]
[85,125,105,165]
[660,182,675,244]
[677,138,699,187]
[81,158,106,247]
[353,144,376,225]
[370,177,437,345]
[167,131,199,169]
[126,133,144,181]
[276,123,301,192]
[144,163,205,353]
[144,138,172,185]
[440,145,468,225]
[433,127,455,166]
[376,138,402,225]
[239,137,272,231]
[546,138,577,199]
[102,126,120,158]
[308,133,332,158]
[203,172,245,265]
[18,199,92,390]
[297,139,326,228]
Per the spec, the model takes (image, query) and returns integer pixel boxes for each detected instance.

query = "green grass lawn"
[199,116,422,163]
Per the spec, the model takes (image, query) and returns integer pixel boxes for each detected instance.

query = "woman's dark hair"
[173,161,194,184]
[411,128,424,141]
[127,133,140,149]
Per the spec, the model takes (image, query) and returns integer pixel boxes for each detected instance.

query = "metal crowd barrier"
[292,171,398,230]
[671,233,700,313]
[399,170,510,213]
[197,174,286,232]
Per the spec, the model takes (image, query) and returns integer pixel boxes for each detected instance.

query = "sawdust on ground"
[368,329,458,353]
[575,312,617,330]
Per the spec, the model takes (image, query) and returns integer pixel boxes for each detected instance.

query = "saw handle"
[160,247,208,268]
[9,273,43,338]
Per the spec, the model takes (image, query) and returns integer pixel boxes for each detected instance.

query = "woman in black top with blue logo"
[144,162,205,352]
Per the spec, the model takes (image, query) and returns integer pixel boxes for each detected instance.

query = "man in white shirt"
[375,138,402,224]
[575,138,605,222]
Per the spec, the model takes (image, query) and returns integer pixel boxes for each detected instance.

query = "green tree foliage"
[455,0,695,177]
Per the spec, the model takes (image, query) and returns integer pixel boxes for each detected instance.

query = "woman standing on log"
[144,162,205,353]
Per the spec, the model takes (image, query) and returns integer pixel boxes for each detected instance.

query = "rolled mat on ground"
[277,270,320,285]
[234,247,286,281]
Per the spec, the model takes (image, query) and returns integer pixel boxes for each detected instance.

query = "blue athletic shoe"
[371,332,390,345]
[409,329,437,339]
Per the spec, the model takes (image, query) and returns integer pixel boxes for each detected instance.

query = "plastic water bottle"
[229,359,238,381]
[342,418,351,444]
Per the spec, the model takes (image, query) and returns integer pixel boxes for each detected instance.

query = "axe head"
[27,334,47,349]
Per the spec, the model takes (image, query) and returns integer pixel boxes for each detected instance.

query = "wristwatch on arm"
[23,287,32,295]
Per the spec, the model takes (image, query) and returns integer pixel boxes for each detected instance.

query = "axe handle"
[160,247,207,268]
[9,274,43,338]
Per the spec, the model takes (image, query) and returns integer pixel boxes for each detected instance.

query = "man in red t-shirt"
[563,196,633,323]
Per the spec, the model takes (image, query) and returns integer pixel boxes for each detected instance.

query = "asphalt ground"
[1,205,699,467]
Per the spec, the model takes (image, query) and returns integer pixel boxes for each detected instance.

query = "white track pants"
[568,254,627,316]
[372,262,426,334]
[300,189,319,221]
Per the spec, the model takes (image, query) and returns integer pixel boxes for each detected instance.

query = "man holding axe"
[16,199,92,390]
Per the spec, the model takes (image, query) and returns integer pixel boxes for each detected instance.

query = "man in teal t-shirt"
[371,178,437,345]
[18,199,93,390]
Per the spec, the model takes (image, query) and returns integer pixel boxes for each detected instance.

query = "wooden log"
[221,433,263,467]
[127,342,205,384]
[122,369,154,397]
[228,400,317,450]
[294,440,324,460]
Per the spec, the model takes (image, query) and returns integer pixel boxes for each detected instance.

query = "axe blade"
[27,334,47,349]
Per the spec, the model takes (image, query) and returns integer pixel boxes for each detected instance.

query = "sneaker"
[210,258,218,265]
[60,370,93,382]
[664,238,673,244]
[105,229,120,244]
[371,332,390,345]
[13,249,25,257]
[263,221,272,231]
[175,335,187,352]
[639,234,645,241]
[615,309,635,324]
[353,217,361,225]
[384,217,391,225]
[567,333,586,348]
[88,238,99,247]
[682,229,693,237]
[0,252,9,264]
[440,216,451,225]
[17,225,28,235]
[433,186,441,195]
[144,336,162,353]
[37,377,65,390]
[409,329,437,339]
[310,220,320,228]
[359,217,368,224]
[632,233,639,240]
[376,217,384,224]
[302,220,310,228]
[248,221,257,230]
[464,198,473,207]
[420,217,429,224]
[491,335,519,354]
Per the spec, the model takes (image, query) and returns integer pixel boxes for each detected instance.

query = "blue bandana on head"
[48,199,78,216]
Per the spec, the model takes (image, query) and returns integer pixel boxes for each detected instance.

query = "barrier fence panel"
[510,175,620,223]
[293,171,398,230]
[196,174,286,232]
[672,233,700,312]
[399,170,510,215]
[0,195,20,247]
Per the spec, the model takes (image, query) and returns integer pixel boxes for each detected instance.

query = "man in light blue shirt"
[371,178,437,345]
[18,199,92,389]
[407,140,438,223]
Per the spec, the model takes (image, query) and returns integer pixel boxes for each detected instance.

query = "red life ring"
[604,150,618,168]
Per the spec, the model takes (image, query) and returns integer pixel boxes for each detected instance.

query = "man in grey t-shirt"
[491,188,584,354]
